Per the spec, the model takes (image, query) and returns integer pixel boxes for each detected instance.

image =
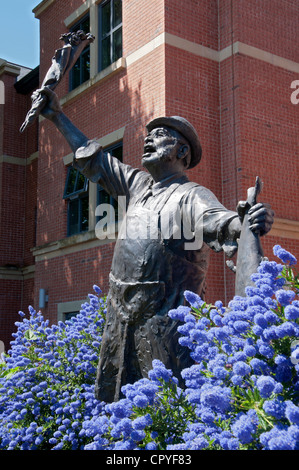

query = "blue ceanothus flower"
[167,245,299,450]
[0,245,298,450]
[0,288,107,450]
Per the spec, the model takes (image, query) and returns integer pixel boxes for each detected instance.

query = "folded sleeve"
[184,185,240,257]
[73,139,149,203]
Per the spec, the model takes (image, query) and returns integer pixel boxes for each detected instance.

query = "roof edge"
[0,60,21,78]
[33,0,56,18]
[14,66,39,94]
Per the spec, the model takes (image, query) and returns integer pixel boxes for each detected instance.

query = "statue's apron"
[95,182,209,402]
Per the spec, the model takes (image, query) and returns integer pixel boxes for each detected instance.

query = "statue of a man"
[38,88,274,402]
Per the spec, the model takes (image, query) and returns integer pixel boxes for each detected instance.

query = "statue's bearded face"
[142,126,184,169]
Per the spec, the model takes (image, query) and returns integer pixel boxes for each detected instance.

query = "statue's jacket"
[73,140,239,401]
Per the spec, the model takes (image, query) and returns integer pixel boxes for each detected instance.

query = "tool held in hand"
[20,30,94,133]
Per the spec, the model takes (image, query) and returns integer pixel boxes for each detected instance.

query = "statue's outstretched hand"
[31,87,62,121]
[242,202,274,236]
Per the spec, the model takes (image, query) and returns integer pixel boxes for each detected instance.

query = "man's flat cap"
[146,116,202,169]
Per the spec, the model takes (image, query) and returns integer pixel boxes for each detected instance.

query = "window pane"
[71,59,81,89]
[69,15,90,90]
[68,199,79,235]
[102,1,111,37]
[97,189,119,223]
[76,171,86,192]
[81,49,90,83]
[97,189,112,226]
[81,16,90,34]
[64,168,87,198]
[65,167,78,196]
[101,36,111,69]
[98,189,110,206]
[113,0,122,28]
[65,311,79,321]
[113,197,119,221]
[110,144,123,161]
[81,196,89,232]
[113,28,122,63]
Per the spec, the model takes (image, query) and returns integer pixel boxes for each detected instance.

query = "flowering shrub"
[0,245,298,450]
[166,245,299,450]
[0,288,107,450]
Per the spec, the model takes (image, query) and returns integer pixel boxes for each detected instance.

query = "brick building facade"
[0,60,39,351]
[1,0,299,350]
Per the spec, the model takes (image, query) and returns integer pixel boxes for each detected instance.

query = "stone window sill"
[32,223,121,262]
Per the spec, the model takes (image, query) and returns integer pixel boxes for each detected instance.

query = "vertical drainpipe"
[218,0,228,305]
[218,0,238,305]
[21,111,28,312]
[230,0,238,205]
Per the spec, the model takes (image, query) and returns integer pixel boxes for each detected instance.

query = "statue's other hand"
[31,87,62,121]
[247,202,274,236]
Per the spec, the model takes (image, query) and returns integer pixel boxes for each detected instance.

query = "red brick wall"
[234,0,299,62]
[0,275,36,350]
[2,74,31,157]
[162,0,299,304]
[0,67,38,349]
[0,279,22,349]
[34,243,115,324]
[217,0,299,300]
[165,0,219,50]
[0,162,25,267]
[123,0,164,57]
[236,56,299,221]
[23,159,38,267]
[0,71,38,268]
[218,0,299,59]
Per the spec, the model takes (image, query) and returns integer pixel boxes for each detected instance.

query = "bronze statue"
[24,84,274,403]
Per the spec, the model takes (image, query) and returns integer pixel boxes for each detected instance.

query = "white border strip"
[235,42,299,74]
[126,33,299,74]
[0,152,38,166]
[126,33,166,67]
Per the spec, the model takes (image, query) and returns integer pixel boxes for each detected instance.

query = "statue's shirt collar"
[151,173,189,196]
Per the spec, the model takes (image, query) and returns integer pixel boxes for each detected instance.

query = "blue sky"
[0,0,40,69]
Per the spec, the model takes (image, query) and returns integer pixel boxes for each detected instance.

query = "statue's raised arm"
[34,87,90,154]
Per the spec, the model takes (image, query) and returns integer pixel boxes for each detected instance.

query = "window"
[65,311,80,321]
[57,300,86,323]
[69,15,91,90]
[99,0,122,71]
[64,167,89,236]
[97,141,123,225]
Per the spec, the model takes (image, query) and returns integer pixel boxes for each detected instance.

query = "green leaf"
[24,329,39,341]
[0,365,20,380]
